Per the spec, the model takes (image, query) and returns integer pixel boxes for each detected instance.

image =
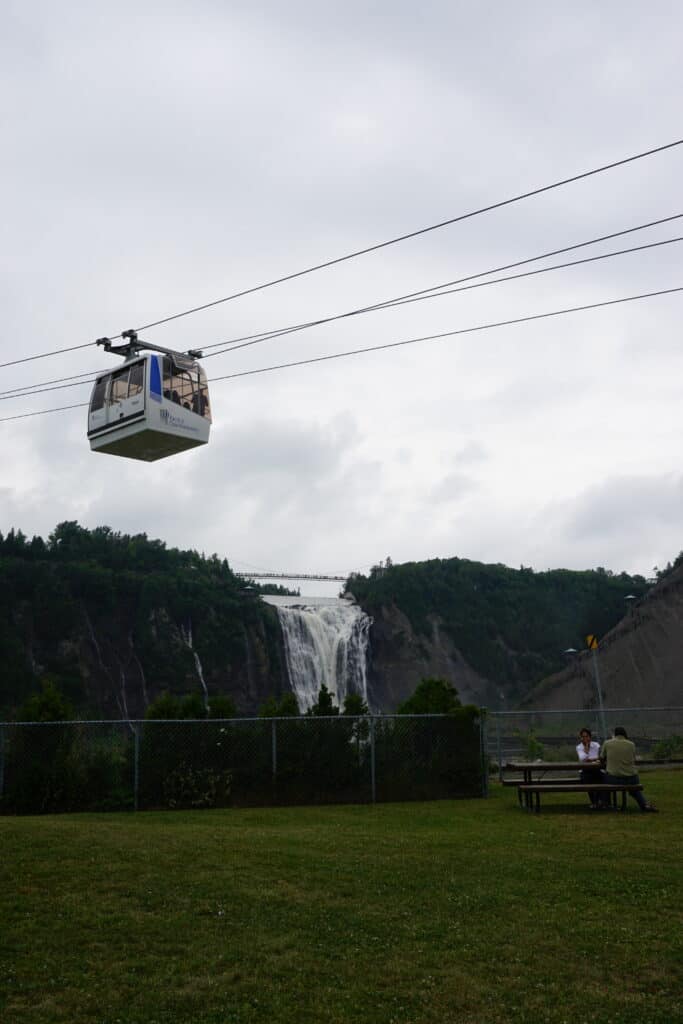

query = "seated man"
[600,727,658,813]
[192,390,209,416]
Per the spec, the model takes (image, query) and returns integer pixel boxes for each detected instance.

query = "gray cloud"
[2,1,683,592]
[430,472,479,504]
[565,475,683,541]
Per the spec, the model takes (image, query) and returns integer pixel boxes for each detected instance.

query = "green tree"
[145,693,183,719]
[179,693,208,719]
[260,692,300,717]
[343,693,368,716]
[397,677,461,715]
[209,695,237,718]
[309,684,339,716]
[277,692,300,716]
[20,678,74,722]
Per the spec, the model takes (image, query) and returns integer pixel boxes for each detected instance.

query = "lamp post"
[589,643,607,742]
[563,642,607,741]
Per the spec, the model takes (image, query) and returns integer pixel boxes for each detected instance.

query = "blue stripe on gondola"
[149,356,162,402]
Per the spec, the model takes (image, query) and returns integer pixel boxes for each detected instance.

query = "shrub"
[163,763,232,809]
[651,735,683,760]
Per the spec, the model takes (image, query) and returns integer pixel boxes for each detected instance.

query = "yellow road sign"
[585,634,599,650]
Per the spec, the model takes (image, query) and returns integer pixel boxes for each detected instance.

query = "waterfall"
[270,598,372,712]
[181,620,209,713]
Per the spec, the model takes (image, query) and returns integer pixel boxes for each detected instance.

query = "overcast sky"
[2,1,683,596]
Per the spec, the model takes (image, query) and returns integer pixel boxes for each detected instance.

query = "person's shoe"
[644,803,659,813]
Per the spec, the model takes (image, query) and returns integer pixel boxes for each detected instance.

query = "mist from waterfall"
[266,597,372,712]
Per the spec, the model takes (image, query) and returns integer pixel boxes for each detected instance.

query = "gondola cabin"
[88,352,211,461]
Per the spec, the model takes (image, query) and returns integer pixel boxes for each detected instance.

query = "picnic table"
[505,760,586,783]
[502,760,643,812]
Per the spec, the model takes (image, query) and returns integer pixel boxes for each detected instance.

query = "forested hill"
[0,521,666,719]
[0,522,289,720]
[345,557,652,709]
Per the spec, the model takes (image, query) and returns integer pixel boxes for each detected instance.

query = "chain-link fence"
[0,720,135,815]
[0,710,486,815]
[487,707,683,770]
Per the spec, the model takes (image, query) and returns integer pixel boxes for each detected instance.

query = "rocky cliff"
[0,524,290,719]
[366,604,500,711]
[348,556,651,711]
[524,565,683,709]
[6,593,289,720]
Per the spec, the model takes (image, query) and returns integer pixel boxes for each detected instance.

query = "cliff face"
[366,604,500,711]
[1,557,289,719]
[525,566,683,710]
[70,605,287,718]
[347,556,651,710]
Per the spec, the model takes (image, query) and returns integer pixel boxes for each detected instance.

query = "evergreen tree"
[397,677,461,715]
[309,684,339,716]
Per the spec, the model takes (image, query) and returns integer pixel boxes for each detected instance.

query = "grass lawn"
[1,771,681,1024]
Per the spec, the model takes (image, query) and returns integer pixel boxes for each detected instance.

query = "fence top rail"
[2,707,679,727]
[0,712,476,727]
[489,707,683,716]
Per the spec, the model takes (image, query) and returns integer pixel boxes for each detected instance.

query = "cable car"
[88,332,211,461]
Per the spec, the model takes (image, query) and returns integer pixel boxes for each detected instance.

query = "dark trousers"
[580,765,606,804]
[604,772,649,811]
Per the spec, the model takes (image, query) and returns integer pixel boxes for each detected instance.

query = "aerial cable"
[208,284,683,384]
[2,138,681,372]
[0,368,107,400]
[199,211,683,358]
[2,283,681,423]
[6,211,681,396]
[201,228,683,361]
[0,377,99,401]
[4,232,683,403]
[0,342,94,371]
[0,401,89,422]
[117,138,683,337]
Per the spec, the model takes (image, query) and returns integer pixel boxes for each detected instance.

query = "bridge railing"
[234,572,348,582]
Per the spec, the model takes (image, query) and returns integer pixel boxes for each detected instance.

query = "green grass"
[1,772,681,1024]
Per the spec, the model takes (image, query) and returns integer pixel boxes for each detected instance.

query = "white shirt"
[576,740,601,762]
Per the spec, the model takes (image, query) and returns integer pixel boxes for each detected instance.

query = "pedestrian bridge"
[234,571,348,582]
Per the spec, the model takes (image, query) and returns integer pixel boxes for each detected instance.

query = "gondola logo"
[160,408,184,427]
[159,407,198,433]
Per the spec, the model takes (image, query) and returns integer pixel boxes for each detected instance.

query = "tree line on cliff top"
[345,555,652,690]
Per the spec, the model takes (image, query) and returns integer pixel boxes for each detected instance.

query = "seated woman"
[576,727,605,807]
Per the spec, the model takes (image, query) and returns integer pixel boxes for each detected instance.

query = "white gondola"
[87,333,211,461]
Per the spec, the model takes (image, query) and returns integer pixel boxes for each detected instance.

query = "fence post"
[369,716,376,804]
[495,714,503,782]
[479,709,489,798]
[133,723,140,812]
[271,720,277,780]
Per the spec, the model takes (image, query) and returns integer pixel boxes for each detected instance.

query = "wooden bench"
[518,783,643,813]
[501,777,575,785]
[501,776,579,807]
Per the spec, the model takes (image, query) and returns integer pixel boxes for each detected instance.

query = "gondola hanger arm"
[96,330,203,364]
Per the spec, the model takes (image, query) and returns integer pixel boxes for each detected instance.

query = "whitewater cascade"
[268,597,372,712]
[181,620,209,713]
